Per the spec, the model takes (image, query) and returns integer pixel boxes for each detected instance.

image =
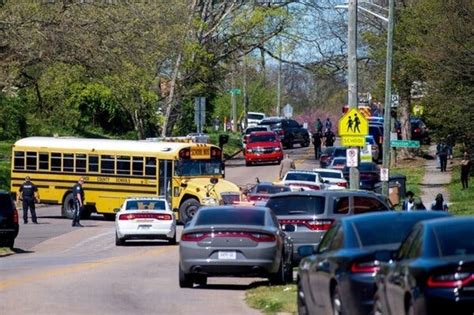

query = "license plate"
[218,251,236,260]
[138,225,151,230]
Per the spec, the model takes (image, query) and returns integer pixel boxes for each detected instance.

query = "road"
[0,145,317,315]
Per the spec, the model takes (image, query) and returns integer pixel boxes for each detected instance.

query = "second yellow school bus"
[10,137,241,222]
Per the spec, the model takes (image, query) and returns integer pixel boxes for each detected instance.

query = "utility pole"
[243,59,249,130]
[276,38,282,116]
[381,0,395,196]
[231,64,237,132]
[348,0,360,190]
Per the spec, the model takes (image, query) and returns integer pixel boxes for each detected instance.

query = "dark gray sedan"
[179,206,293,288]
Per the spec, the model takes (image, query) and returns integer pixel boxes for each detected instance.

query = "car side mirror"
[298,245,316,258]
[113,208,121,213]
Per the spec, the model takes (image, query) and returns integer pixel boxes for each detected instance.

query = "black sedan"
[374,217,474,315]
[296,211,450,315]
[343,162,380,190]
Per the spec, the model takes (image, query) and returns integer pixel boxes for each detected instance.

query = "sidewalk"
[419,145,452,207]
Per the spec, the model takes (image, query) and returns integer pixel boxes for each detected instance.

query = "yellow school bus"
[10,137,241,222]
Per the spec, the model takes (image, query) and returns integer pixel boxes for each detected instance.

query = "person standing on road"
[325,129,335,147]
[325,117,332,132]
[437,141,449,172]
[72,177,85,227]
[315,118,323,133]
[461,152,471,189]
[17,176,40,224]
[312,131,323,159]
[430,193,449,211]
[279,154,295,180]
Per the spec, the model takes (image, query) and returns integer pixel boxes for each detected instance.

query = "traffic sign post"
[346,148,359,167]
[380,168,389,182]
[194,97,206,133]
[390,140,420,148]
[283,104,293,118]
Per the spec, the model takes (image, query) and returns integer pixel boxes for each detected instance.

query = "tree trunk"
[398,82,414,158]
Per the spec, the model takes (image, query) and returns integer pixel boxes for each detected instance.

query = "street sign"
[341,136,366,147]
[194,97,206,133]
[390,140,420,148]
[228,88,241,95]
[346,148,358,167]
[283,104,293,118]
[391,93,399,107]
[360,144,372,162]
[390,132,398,141]
[380,168,389,182]
[338,108,369,137]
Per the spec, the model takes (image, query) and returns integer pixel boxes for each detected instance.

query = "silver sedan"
[179,206,293,288]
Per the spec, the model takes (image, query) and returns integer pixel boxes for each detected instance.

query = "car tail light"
[351,261,380,273]
[181,232,208,242]
[427,273,473,288]
[279,219,334,231]
[13,208,19,224]
[118,213,172,220]
[336,182,348,188]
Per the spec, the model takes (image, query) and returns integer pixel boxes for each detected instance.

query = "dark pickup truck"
[258,117,310,149]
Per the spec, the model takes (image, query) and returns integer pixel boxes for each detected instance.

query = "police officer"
[72,177,85,227]
[18,176,39,224]
[313,131,323,159]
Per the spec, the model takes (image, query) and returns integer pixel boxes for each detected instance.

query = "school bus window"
[39,152,49,170]
[26,152,37,170]
[145,157,156,177]
[117,156,131,175]
[51,153,61,171]
[14,151,25,170]
[101,155,115,174]
[63,153,74,172]
[76,154,86,173]
[132,157,143,176]
[89,155,99,173]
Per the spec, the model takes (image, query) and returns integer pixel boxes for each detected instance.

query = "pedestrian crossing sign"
[338,108,369,137]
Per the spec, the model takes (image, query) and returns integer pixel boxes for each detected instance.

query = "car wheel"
[115,232,125,246]
[61,192,75,219]
[287,137,294,149]
[179,198,200,224]
[332,286,347,315]
[297,279,309,315]
[302,136,310,147]
[168,232,177,245]
[179,265,194,288]
[405,295,415,315]
[276,160,281,165]
[269,259,287,285]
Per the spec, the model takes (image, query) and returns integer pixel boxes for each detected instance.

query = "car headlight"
[201,197,218,206]
[247,148,254,153]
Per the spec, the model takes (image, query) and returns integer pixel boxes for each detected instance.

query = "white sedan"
[115,197,176,246]
[312,168,348,190]
[279,170,326,191]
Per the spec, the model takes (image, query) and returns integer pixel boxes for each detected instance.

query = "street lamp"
[336,0,395,197]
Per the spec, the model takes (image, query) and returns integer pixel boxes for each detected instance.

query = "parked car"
[410,118,431,144]
[115,197,176,246]
[343,162,380,190]
[312,168,348,189]
[179,206,293,287]
[321,146,347,169]
[241,125,271,147]
[296,211,450,315]
[374,216,474,315]
[246,111,266,127]
[329,157,347,170]
[369,124,384,158]
[246,182,291,204]
[244,131,283,166]
[0,191,19,249]
[366,135,380,161]
[279,170,325,191]
[265,190,392,263]
[258,117,310,149]
[319,147,336,168]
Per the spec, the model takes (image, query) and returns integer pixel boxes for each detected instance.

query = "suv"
[0,191,19,249]
[246,112,266,127]
[258,117,310,149]
[265,190,391,263]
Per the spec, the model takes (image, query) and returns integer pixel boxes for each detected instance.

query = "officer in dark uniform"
[312,131,323,159]
[72,177,85,227]
[18,176,39,224]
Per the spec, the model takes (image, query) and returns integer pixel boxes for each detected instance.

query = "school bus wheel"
[61,192,75,219]
[179,198,200,224]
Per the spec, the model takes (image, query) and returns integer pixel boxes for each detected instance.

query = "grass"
[448,165,473,215]
[207,131,242,157]
[245,284,297,314]
[392,159,426,198]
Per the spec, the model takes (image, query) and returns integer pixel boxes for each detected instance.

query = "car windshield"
[255,185,290,194]
[285,173,316,182]
[248,113,265,120]
[249,134,276,143]
[354,216,431,247]
[334,148,346,157]
[332,159,346,165]
[245,127,267,134]
[195,208,265,226]
[125,200,166,211]
[266,196,325,215]
[258,121,281,129]
[315,171,342,179]
[0,194,13,214]
[322,147,335,155]
[359,163,376,171]
[175,159,222,176]
[434,222,474,257]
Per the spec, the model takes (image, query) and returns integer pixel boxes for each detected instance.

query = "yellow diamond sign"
[338,108,369,137]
